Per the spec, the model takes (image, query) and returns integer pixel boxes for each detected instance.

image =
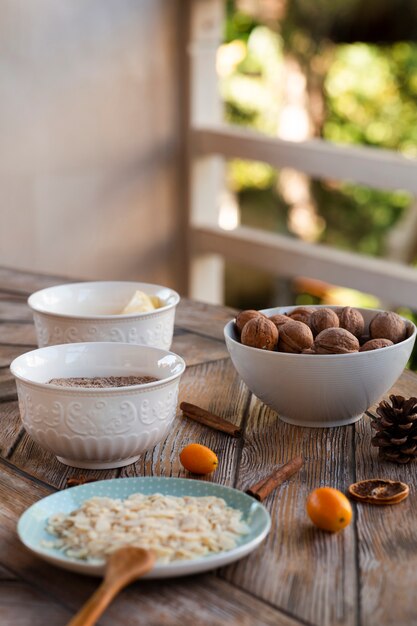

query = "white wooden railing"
[188,0,417,308]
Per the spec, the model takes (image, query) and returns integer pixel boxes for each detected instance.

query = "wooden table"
[1,267,416,626]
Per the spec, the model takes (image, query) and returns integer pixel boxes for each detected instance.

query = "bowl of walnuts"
[224,305,416,427]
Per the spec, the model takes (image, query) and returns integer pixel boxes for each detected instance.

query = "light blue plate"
[17,477,271,578]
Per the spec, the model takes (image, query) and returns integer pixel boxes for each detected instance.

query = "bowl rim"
[224,305,417,359]
[27,281,180,320]
[10,342,186,392]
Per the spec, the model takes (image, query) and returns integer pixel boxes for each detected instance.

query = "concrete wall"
[0,0,187,291]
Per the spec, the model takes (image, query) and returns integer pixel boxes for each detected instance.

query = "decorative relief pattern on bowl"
[17,386,178,438]
[64,400,138,436]
[33,314,50,347]
[19,395,63,428]
[33,314,174,349]
[139,388,179,424]
[24,427,167,462]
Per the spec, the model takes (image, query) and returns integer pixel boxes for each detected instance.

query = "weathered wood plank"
[0,377,17,404]
[0,296,32,322]
[6,267,417,625]
[0,460,303,626]
[171,330,230,366]
[9,431,119,490]
[122,358,249,485]
[176,297,236,341]
[0,345,29,368]
[0,401,23,458]
[356,376,417,626]
[223,398,357,626]
[368,368,417,413]
[0,267,69,295]
[0,322,37,346]
[0,580,71,626]
[9,359,247,489]
[0,564,18,580]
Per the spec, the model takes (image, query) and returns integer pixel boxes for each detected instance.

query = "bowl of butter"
[28,281,180,349]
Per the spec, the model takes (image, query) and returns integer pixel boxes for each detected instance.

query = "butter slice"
[121,290,157,314]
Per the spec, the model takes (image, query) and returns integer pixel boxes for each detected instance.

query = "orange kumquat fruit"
[179,443,219,475]
[306,486,352,532]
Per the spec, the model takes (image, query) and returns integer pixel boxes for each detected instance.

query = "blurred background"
[0,1,187,291]
[220,0,417,311]
[1,0,417,355]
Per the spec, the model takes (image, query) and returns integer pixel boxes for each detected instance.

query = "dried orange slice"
[348,479,409,505]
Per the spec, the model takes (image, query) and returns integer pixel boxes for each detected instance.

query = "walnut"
[314,327,359,354]
[369,311,406,344]
[287,307,315,327]
[278,320,314,353]
[241,316,278,350]
[338,307,365,338]
[269,313,290,330]
[235,310,264,335]
[359,338,394,352]
[310,308,339,336]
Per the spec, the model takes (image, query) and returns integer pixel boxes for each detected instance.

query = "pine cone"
[371,395,417,463]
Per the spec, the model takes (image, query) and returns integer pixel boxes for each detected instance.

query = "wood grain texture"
[368,368,417,412]
[0,401,23,458]
[0,267,67,295]
[0,461,303,626]
[176,297,237,341]
[0,373,17,404]
[0,345,29,368]
[121,358,249,485]
[9,431,119,489]
[355,377,417,626]
[4,268,417,626]
[0,564,18,581]
[223,397,357,626]
[0,581,71,626]
[171,329,229,366]
[0,322,37,346]
[0,296,32,322]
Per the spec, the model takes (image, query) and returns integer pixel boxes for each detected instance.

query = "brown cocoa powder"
[48,376,158,388]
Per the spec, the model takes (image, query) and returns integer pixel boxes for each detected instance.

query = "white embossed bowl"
[28,281,180,349]
[10,342,185,469]
[224,306,416,428]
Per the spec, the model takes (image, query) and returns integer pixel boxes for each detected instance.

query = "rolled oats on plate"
[43,493,249,563]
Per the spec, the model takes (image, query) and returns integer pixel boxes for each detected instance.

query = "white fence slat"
[188,0,225,304]
[191,223,417,308]
[192,125,417,193]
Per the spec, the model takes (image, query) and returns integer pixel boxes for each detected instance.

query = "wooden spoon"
[67,547,155,626]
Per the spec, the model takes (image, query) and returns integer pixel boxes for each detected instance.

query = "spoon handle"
[66,580,123,626]
[66,547,155,625]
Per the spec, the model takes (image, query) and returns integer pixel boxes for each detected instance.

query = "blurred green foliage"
[222,11,416,260]
[221,0,417,255]
[223,2,417,367]
[313,182,410,256]
[324,43,417,155]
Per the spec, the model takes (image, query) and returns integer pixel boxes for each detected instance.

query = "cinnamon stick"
[246,456,303,502]
[180,402,242,437]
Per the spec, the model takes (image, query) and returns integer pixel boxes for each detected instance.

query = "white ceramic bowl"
[28,281,180,349]
[224,306,417,428]
[10,342,185,469]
